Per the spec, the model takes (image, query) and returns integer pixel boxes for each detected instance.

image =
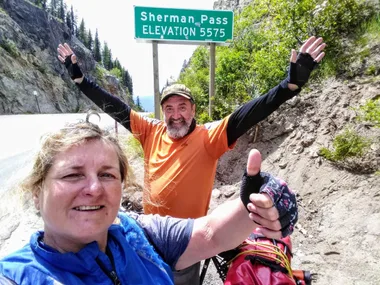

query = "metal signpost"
[134,6,234,119]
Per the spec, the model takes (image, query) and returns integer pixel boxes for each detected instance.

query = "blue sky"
[64,0,216,98]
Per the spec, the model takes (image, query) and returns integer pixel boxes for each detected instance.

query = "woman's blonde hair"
[21,119,130,198]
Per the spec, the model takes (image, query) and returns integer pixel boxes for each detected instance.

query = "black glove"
[240,171,298,238]
[240,170,263,212]
[64,55,83,80]
[288,53,318,88]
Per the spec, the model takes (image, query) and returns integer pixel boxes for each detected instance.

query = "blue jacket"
[0,213,176,284]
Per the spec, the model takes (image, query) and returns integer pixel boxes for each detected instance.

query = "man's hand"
[240,149,298,239]
[287,36,326,90]
[57,43,84,83]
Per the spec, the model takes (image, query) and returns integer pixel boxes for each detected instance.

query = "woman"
[0,120,297,284]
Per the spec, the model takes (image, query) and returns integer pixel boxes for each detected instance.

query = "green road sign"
[134,6,234,44]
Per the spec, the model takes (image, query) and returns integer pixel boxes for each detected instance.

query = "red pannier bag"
[223,231,312,285]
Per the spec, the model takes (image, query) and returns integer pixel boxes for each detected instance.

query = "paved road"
[0,113,129,194]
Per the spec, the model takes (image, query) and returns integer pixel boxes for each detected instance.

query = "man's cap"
[160,84,195,105]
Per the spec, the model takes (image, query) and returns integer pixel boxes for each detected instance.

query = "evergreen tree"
[70,5,76,35]
[180,59,189,73]
[66,11,72,32]
[113,58,122,71]
[93,29,102,63]
[58,0,65,21]
[49,0,58,17]
[108,49,113,70]
[34,0,47,9]
[102,42,112,70]
[136,96,143,111]
[124,70,133,95]
[86,29,93,51]
[78,19,87,45]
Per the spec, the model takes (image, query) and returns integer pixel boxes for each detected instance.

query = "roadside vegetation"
[178,0,378,122]
[178,0,379,173]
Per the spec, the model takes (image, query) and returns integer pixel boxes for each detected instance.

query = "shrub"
[356,98,380,128]
[178,0,377,120]
[109,67,122,81]
[320,128,371,161]
[94,65,106,82]
[0,39,19,58]
[123,136,144,159]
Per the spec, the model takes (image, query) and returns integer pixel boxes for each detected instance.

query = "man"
[57,36,324,218]
[57,36,324,284]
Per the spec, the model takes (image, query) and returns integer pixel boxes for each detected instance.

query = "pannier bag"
[223,231,313,285]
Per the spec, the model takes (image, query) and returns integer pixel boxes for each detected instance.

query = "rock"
[279,162,288,169]
[223,188,236,198]
[301,135,316,147]
[212,189,221,199]
[292,145,304,154]
[310,151,319,158]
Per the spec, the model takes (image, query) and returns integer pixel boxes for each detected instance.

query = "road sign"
[134,6,234,44]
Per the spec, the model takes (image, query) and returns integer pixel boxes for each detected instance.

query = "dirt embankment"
[0,78,379,285]
[210,76,380,285]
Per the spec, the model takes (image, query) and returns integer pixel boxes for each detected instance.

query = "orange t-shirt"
[129,110,234,219]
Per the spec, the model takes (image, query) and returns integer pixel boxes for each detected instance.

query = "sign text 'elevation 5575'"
[134,6,234,44]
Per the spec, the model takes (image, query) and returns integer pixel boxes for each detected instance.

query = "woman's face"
[35,139,123,252]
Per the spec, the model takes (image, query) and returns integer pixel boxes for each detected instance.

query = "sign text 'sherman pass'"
[134,6,234,44]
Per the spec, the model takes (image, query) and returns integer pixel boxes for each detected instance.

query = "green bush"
[178,0,376,120]
[320,129,371,161]
[356,98,380,128]
[124,136,144,159]
[110,67,122,81]
[94,65,106,82]
[0,39,19,58]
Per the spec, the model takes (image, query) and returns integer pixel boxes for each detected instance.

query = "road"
[0,113,128,194]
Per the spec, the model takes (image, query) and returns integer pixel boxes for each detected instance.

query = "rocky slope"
[208,76,380,285]
[0,0,379,285]
[0,0,130,114]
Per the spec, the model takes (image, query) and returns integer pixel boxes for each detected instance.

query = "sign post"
[134,6,234,119]
[209,43,215,119]
[152,41,160,119]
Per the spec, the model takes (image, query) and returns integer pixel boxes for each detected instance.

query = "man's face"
[162,95,195,139]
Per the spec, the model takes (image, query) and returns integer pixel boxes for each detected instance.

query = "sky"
[64,0,217,98]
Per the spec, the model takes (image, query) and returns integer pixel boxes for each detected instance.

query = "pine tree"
[41,0,47,10]
[78,19,87,45]
[102,42,112,70]
[113,58,122,71]
[124,70,133,95]
[136,96,143,111]
[86,29,93,51]
[66,11,72,32]
[58,0,65,21]
[34,0,46,9]
[93,29,102,63]
[108,49,113,70]
[70,5,76,35]
[49,0,58,17]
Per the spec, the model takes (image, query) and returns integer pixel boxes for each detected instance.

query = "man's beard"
[165,117,192,139]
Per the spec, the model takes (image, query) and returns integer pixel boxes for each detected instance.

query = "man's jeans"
[173,262,200,285]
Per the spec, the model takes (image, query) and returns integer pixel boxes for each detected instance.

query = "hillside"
[207,76,380,285]
[0,0,379,284]
[0,0,133,114]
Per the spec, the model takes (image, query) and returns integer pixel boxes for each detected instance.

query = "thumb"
[246,149,261,176]
[71,54,77,64]
[290,49,297,63]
